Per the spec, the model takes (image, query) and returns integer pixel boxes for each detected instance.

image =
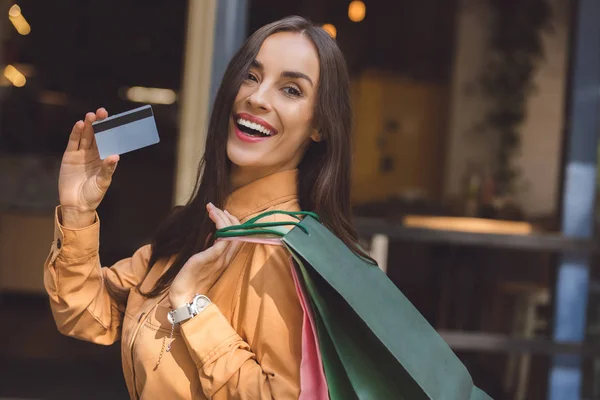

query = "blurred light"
[348,1,366,22]
[8,4,31,35]
[322,23,337,39]
[124,86,177,105]
[8,4,21,17]
[4,64,26,87]
[13,63,35,77]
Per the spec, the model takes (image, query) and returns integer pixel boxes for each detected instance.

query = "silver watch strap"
[169,304,194,325]
[168,294,211,325]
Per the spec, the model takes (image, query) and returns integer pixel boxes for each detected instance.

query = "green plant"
[477,0,553,195]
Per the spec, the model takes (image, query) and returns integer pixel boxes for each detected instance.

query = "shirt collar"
[224,169,299,220]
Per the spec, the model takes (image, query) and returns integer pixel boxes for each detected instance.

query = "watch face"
[193,295,210,310]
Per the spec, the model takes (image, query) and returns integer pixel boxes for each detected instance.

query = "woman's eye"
[283,86,302,97]
[246,73,258,82]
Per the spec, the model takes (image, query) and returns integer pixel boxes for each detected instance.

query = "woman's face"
[227,31,321,183]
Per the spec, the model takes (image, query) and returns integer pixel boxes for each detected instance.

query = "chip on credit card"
[92,104,160,159]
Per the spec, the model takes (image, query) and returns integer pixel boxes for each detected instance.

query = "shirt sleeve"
[180,243,303,399]
[44,206,150,345]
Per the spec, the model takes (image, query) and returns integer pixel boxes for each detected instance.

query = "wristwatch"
[168,294,211,325]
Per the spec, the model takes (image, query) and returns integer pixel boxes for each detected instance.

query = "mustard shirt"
[44,169,303,399]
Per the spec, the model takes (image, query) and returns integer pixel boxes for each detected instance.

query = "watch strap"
[169,304,194,325]
[168,294,211,325]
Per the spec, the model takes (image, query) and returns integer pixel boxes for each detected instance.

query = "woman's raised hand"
[58,108,119,228]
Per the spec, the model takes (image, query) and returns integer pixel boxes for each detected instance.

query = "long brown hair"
[108,15,375,301]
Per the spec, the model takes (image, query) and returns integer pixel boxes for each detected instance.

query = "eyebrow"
[251,59,314,87]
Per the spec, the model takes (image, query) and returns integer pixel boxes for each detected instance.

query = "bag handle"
[215,210,319,239]
[216,209,377,267]
[243,210,320,225]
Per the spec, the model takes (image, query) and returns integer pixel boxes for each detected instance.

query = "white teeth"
[236,118,273,136]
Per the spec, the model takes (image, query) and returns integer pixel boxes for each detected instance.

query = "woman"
[44,15,370,399]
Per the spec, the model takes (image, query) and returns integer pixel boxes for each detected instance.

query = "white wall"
[444,0,569,217]
[515,1,569,216]
[444,0,493,198]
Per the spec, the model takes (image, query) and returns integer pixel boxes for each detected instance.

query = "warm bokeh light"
[348,1,366,22]
[4,64,26,87]
[124,86,177,105]
[11,63,34,78]
[8,4,31,35]
[8,4,21,17]
[322,23,337,39]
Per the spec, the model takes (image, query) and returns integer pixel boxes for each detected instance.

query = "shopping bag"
[216,210,492,400]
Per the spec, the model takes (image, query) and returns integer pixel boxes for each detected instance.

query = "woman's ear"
[310,130,322,143]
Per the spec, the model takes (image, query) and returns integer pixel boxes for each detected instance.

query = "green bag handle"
[215,210,319,239]
[215,209,376,266]
[243,210,320,224]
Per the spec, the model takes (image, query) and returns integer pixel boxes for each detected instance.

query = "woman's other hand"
[169,204,242,309]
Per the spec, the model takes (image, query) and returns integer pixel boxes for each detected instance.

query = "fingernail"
[207,202,214,210]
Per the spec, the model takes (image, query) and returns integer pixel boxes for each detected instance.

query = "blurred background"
[0,0,599,399]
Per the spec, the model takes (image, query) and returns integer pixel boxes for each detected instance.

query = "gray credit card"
[92,104,160,159]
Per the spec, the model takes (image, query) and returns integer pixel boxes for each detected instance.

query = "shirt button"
[56,239,62,249]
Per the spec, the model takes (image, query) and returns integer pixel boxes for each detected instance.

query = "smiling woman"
[228,31,322,187]
[44,15,372,400]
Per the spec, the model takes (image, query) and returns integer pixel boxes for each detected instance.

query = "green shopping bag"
[217,211,492,400]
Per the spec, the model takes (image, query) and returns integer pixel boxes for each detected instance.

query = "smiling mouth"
[235,116,276,138]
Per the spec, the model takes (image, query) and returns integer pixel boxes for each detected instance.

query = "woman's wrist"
[60,206,96,229]
[170,293,194,310]
[171,298,187,309]
[170,286,210,310]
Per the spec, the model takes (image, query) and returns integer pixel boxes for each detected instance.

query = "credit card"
[92,104,160,159]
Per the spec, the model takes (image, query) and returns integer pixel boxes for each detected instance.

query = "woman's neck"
[229,165,287,191]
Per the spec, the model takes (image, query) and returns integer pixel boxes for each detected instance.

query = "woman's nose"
[246,85,272,112]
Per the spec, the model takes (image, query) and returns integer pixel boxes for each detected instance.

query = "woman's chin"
[227,147,264,169]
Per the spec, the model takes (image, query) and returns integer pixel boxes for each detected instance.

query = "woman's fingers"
[65,109,105,153]
[207,205,234,249]
[79,112,97,150]
[96,155,120,191]
[66,120,85,151]
[86,108,107,154]
[207,203,231,229]
[220,209,243,262]
[207,203,241,228]
[222,210,242,264]
[206,204,243,265]
[96,107,108,121]
[223,209,241,226]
